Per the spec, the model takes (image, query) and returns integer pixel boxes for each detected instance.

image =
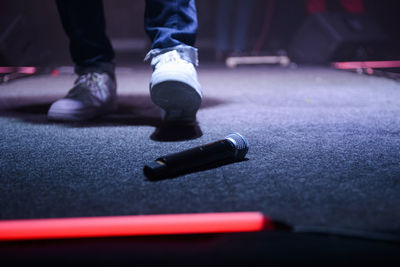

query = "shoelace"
[69,73,108,100]
[75,73,103,89]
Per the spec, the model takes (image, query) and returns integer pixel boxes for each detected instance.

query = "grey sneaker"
[47,72,117,121]
[149,50,202,124]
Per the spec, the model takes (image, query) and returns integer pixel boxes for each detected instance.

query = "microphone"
[144,133,249,180]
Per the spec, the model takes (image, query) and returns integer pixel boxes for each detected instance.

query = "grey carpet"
[0,65,399,234]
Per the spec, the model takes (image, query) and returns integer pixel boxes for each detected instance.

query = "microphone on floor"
[144,133,249,180]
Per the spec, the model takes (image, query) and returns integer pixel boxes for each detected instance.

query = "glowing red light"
[51,69,59,76]
[17,67,36,74]
[332,60,400,70]
[340,0,365,14]
[0,212,271,241]
[306,0,327,14]
[0,67,15,73]
[0,67,36,74]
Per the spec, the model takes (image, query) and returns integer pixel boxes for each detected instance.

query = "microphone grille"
[225,132,249,159]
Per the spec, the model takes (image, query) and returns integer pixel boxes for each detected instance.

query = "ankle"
[75,62,116,81]
[145,45,199,68]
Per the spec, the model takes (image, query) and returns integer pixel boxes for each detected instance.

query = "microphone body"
[144,133,248,179]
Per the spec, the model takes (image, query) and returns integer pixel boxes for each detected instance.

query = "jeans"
[215,0,254,54]
[55,0,198,76]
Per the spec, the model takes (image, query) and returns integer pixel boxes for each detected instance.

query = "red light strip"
[0,212,271,241]
[0,67,36,74]
[332,60,400,70]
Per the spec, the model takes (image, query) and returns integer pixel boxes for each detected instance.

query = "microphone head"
[225,132,249,159]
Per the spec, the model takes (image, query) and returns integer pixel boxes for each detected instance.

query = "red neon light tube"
[0,212,271,241]
[0,67,37,74]
[332,60,400,69]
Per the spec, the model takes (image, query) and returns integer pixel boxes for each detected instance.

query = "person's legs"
[48,0,117,121]
[144,0,202,123]
[49,0,201,123]
[145,0,197,49]
[55,0,115,77]
[233,0,254,54]
[215,0,234,58]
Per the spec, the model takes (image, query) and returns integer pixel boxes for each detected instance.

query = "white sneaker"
[47,72,117,121]
[149,50,202,124]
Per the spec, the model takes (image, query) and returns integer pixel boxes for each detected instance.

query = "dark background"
[1,0,399,67]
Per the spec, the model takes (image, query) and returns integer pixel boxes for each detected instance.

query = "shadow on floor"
[145,158,249,182]
[0,94,227,142]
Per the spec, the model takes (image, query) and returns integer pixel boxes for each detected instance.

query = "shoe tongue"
[75,72,99,83]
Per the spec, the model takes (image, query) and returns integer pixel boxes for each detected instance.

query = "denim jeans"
[215,0,254,54]
[55,0,198,76]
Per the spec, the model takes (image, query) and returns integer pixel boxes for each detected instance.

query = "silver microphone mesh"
[225,132,249,159]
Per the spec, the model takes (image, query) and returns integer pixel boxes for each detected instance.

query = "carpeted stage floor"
[1,65,399,235]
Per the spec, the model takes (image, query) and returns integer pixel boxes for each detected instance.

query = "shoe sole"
[151,80,202,123]
[150,67,202,123]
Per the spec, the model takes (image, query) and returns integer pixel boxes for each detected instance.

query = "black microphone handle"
[144,133,248,179]
[158,139,236,173]
[144,140,237,179]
